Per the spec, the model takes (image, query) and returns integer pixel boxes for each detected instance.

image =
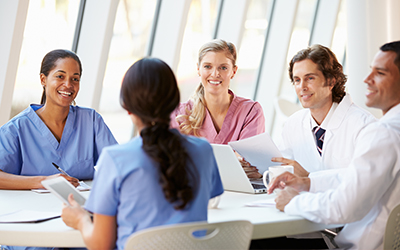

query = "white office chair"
[124,220,253,250]
[384,203,400,250]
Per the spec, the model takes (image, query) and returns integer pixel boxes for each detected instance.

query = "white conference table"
[0,188,338,248]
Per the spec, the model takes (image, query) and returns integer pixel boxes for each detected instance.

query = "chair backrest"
[384,203,400,250]
[124,220,253,250]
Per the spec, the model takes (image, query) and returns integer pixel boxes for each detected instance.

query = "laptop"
[211,144,267,194]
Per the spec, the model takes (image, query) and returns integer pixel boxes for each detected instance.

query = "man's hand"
[275,186,299,211]
[267,172,311,194]
[271,157,309,177]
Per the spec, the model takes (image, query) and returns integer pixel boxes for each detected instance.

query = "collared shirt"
[279,93,376,173]
[170,90,265,144]
[310,101,338,147]
[0,104,117,179]
[286,103,400,249]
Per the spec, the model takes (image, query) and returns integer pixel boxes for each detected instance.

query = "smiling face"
[364,51,400,115]
[197,51,237,97]
[293,59,334,117]
[40,57,80,108]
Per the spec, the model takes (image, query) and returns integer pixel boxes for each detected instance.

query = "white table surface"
[0,189,336,247]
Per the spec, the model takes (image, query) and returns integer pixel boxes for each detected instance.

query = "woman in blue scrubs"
[61,57,224,250]
[0,49,117,190]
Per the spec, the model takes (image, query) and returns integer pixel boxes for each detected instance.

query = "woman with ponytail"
[171,39,265,144]
[61,58,224,250]
[171,39,266,178]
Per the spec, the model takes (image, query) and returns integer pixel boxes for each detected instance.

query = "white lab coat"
[285,103,400,249]
[279,94,376,176]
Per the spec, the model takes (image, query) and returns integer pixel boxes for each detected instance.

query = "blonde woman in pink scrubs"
[171,39,265,178]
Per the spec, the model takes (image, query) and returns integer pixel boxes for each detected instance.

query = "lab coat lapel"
[324,94,352,153]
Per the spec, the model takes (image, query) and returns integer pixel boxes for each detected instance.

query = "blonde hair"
[177,39,237,136]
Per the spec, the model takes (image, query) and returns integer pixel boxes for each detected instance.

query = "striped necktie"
[313,126,326,156]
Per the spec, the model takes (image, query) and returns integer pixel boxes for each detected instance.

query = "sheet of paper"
[228,132,282,174]
[245,199,276,208]
[32,181,91,193]
[0,210,60,223]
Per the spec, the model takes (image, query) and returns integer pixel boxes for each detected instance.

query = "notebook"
[211,144,267,194]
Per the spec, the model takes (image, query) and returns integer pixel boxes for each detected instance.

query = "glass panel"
[98,0,158,143]
[331,0,347,67]
[176,0,219,103]
[11,0,80,118]
[271,0,317,142]
[278,0,317,103]
[230,0,272,99]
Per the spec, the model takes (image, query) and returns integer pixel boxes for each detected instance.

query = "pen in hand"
[52,162,71,177]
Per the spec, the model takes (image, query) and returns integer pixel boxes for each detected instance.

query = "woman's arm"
[0,170,79,190]
[62,194,117,250]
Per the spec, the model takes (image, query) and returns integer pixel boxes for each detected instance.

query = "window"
[176,0,219,103]
[98,0,158,143]
[231,0,272,99]
[331,0,347,66]
[11,0,80,118]
[278,0,318,103]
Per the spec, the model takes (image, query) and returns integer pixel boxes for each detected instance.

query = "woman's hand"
[61,194,91,230]
[237,154,262,178]
[271,157,309,177]
[42,174,79,188]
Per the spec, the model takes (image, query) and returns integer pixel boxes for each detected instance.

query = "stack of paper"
[228,132,282,174]
[0,210,60,223]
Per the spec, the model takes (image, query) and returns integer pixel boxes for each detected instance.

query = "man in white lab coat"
[269,41,400,249]
[273,44,376,178]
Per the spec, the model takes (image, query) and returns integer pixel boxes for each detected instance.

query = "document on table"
[0,210,61,223]
[32,181,91,193]
[245,198,276,208]
[228,132,282,174]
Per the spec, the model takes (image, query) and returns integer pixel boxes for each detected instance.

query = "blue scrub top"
[0,104,117,180]
[85,130,224,250]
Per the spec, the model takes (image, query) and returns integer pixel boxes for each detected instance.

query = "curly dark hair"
[288,44,347,103]
[120,57,197,210]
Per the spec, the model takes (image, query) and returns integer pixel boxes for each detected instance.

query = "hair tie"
[151,121,156,126]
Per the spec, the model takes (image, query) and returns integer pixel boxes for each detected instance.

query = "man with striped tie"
[272,44,376,178]
[269,41,400,249]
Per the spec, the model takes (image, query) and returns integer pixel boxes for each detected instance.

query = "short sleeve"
[0,127,22,175]
[208,147,224,198]
[93,112,118,163]
[85,150,120,216]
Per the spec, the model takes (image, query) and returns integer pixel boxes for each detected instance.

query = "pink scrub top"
[170,90,265,144]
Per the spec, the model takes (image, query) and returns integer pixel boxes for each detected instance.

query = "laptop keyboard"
[251,183,266,190]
